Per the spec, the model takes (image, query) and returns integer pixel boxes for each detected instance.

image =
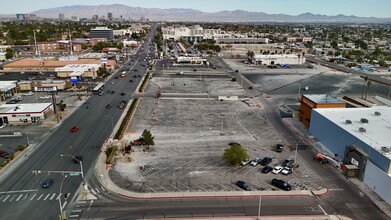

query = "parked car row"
[5,96,23,104]
[236,178,292,191]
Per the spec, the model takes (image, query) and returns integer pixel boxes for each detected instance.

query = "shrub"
[231,78,236,82]
[105,147,117,164]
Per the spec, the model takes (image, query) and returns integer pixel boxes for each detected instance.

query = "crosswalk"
[0,192,71,203]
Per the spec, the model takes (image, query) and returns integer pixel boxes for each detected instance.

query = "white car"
[40,96,51,99]
[250,158,261,166]
[241,159,251,166]
[281,167,293,175]
[23,92,34,96]
[272,166,283,174]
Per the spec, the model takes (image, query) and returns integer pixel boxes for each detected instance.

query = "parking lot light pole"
[294,142,299,163]
[60,154,84,179]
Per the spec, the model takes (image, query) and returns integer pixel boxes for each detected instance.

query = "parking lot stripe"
[217,183,232,191]
[204,183,218,191]
[190,161,217,173]
[100,186,106,192]
[9,195,16,202]
[56,193,62,200]
[242,165,260,176]
[157,184,170,193]
[174,160,205,176]
[15,194,23,202]
[159,160,196,177]
[2,195,10,202]
[150,160,192,176]
[30,194,37,201]
[169,184,182,192]
[0,195,4,201]
[177,182,194,192]
[144,184,157,193]
[192,183,208,192]
[23,194,29,200]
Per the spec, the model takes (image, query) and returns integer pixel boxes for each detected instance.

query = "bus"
[92,82,105,94]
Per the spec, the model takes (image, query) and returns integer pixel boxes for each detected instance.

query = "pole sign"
[101,58,108,64]
[71,76,78,83]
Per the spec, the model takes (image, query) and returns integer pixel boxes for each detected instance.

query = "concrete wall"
[309,110,391,173]
[364,161,391,205]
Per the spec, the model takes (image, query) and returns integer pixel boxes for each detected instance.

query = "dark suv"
[236,181,250,191]
[271,178,291,191]
[41,178,54,188]
[260,157,272,166]
[276,144,284,152]
[282,158,295,167]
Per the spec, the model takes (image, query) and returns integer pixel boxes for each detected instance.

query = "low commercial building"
[0,103,53,124]
[216,38,269,44]
[299,94,346,127]
[254,54,306,65]
[55,64,101,78]
[0,81,18,102]
[175,56,206,65]
[309,107,391,205]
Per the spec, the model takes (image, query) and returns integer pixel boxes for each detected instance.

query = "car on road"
[261,166,273,173]
[106,104,111,109]
[70,126,79,132]
[271,178,291,191]
[41,178,54,188]
[120,92,126,96]
[133,75,137,78]
[114,76,119,79]
[260,157,272,166]
[241,158,251,166]
[250,158,261,166]
[276,144,284,152]
[23,91,34,96]
[281,167,293,175]
[236,181,250,191]
[107,90,111,94]
[272,166,283,174]
[39,96,51,99]
[111,91,116,94]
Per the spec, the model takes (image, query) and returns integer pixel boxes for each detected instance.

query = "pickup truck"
[118,100,127,109]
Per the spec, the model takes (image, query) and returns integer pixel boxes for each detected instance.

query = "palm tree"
[246,50,254,63]
[364,80,373,100]
[361,76,369,99]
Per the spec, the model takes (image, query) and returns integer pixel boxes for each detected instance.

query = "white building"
[162,25,222,43]
[254,54,305,65]
[0,52,6,61]
[0,103,53,124]
[55,64,101,78]
[310,107,391,205]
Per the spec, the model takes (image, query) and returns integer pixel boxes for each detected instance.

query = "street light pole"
[58,175,68,220]
[25,128,30,146]
[297,81,302,100]
[257,194,262,219]
[60,154,84,179]
[294,142,299,163]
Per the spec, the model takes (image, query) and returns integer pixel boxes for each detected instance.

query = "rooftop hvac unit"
[359,127,366,132]
[375,111,381,116]
[381,147,390,153]
[345,120,352,124]
[360,118,369,123]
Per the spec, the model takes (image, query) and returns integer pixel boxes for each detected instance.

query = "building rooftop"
[0,103,52,114]
[304,94,345,104]
[55,64,100,72]
[0,81,17,92]
[313,107,391,159]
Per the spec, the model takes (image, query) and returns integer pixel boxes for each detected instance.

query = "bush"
[16,144,27,152]
[106,147,113,157]
[235,70,239,73]
[105,147,117,164]
[231,78,236,82]
[114,98,139,139]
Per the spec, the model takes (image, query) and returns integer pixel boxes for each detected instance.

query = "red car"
[70,126,79,132]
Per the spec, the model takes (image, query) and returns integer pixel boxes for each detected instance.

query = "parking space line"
[192,183,208,192]
[209,164,231,174]
[173,160,206,176]
[36,194,43,201]
[203,160,226,172]
[144,184,157,193]
[150,160,193,176]
[177,182,194,192]
[217,183,232,191]
[9,195,16,202]
[242,166,260,176]
[189,161,217,173]
[232,166,247,175]
[169,184,182,192]
[158,160,196,177]
[157,184,170,193]
[204,183,218,191]
[56,193,62,200]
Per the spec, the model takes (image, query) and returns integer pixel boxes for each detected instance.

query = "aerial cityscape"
[0,2,390,220]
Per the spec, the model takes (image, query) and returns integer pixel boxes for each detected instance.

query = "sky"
[1,0,390,18]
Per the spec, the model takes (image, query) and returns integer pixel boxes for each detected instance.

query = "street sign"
[69,173,80,176]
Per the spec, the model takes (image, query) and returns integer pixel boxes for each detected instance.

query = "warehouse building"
[309,107,391,205]
[254,54,306,65]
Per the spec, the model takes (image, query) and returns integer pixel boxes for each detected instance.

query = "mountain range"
[3,4,391,23]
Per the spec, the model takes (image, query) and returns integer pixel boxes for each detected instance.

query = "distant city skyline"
[2,0,390,18]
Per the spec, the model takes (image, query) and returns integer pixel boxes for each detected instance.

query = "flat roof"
[55,64,100,72]
[0,103,52,114]
[0,81,17,92]
[314,107,391,159]
[304,94,345,104]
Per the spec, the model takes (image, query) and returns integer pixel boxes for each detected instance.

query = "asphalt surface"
[0,27,157,220]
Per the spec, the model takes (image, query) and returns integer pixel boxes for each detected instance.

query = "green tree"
[142,129,155,151]
[5,48,14,59]
[246,50,254,63]
[222,144,249,166]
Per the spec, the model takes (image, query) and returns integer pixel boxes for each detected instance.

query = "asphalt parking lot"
[109,66,327,193]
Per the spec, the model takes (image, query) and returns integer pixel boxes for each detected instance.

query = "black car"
[260,157,272,166]
[41,178,54,188]
[120,92,126,96]
[271,178,292,191]
[236,181,250,191]
[276,144,284,152]
[282,158,295,167]
[261,166,273,173]
[111,91,116,94]
[106,104,111,109]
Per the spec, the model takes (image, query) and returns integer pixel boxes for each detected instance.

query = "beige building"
[55,64,101,78]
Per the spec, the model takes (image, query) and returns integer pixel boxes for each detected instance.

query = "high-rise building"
[59,13,65,20]
[108,12,113,20]
[90,27,114,40]
[92,15,99,21]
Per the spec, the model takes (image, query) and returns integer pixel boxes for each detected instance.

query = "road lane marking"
[77,200,87,204]
[69,215,79,218]
[71,210,83,213]
[0,189,38,194]
[100,186,106,192]
[36,194,43,201]
[30,194,37,200]
[90,188,97,194]
[94,188,101,193]
[2,195,10,202]
[15,194,23,202]
[50,193,56,200]
[43,194,50,200]
[9,195,16,202]
[318,205,328,215]
[87,200,94,211]
[23,194,29,200]
[56,193,62,200]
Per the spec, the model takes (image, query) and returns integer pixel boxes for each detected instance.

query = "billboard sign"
[34,86,58,92]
